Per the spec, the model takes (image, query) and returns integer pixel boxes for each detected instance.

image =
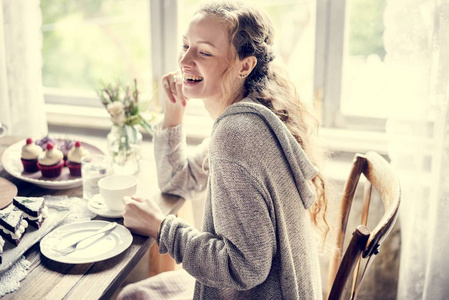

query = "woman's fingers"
[162,71,187,106]
[130,195,143,202]
[122,196,131,204]
[121,195,164,238]
[122,196,142,206]
[174,75,187,107]
[170,74,177,97]
[161,73,176,103]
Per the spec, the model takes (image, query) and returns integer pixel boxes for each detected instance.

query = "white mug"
[98,175,137,211]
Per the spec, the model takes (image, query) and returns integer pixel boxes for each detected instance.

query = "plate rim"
[1,136,105,189]
[40,220,132,264]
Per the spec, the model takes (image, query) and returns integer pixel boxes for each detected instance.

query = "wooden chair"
[327,151,401,300]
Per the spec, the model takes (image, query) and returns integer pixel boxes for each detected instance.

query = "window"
[41,0,153,107]
[315,0,388,131]
[41,0,390,142]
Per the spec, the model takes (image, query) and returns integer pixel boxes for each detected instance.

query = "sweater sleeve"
[153,123,209,200]
[158,159,276,290]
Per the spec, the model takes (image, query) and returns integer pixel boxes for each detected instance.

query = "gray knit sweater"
[154,98,323,299]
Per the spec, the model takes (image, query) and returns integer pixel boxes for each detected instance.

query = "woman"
[119,1,328,299]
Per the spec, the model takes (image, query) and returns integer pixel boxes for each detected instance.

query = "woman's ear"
[238,56,257,78]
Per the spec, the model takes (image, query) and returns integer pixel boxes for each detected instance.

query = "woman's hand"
[161,72,187,129]
[122,196,166,240]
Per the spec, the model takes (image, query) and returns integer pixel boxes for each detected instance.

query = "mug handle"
[0,123,8,139]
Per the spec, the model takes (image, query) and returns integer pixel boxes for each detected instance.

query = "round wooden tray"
[0,177,17,209]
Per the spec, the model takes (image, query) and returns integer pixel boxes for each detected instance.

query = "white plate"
[40,220,132,264]
[0,208,70,273]
[88,194,124,218]
[1,136,104,190]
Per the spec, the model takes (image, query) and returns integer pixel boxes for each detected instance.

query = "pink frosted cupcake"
[21,138,43,173]
[37,143,64,178]
[66,141,90,177]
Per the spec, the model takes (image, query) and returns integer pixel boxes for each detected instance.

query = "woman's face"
[179,13,236,102]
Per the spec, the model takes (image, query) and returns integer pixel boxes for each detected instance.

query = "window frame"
[314,0,387,132]
[42,0,178,108]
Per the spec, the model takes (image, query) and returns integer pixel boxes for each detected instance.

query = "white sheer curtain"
[385,0,449,299]
[0,0,47,137]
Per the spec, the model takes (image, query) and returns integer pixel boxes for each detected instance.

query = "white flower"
[111,113,126,126]
[107,101,124,117]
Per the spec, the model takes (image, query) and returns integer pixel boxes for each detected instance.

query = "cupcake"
[66,141,90,177]
[37,143,64,178]
[21,138,43,173]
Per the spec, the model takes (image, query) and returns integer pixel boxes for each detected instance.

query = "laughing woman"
[119,1,328,299]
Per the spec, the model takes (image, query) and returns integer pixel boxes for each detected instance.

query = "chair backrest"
[327,151,401,300]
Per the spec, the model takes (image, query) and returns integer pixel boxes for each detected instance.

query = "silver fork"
[53,222,117,255]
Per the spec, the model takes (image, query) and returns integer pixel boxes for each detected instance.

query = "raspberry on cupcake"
[37,143,64,178]
[35,135,57,151]
[21,138,43,173]
[66,141,90,177]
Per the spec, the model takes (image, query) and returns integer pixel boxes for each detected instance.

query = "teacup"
[98,175,137,211]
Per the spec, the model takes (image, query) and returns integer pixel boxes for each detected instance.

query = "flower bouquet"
[97,79,155,174]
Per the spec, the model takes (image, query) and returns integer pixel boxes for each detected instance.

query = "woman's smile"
[182,74,204,87]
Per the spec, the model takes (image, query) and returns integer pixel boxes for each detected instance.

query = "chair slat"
[327,152,401,299]
[327,155,367,293]
[327,226,370,300]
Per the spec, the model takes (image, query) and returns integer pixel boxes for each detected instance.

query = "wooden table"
[0,135,185,299]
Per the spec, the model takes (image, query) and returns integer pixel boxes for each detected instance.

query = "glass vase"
[107,125,142,175]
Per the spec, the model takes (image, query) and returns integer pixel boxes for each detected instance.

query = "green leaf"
[125,125,138,144]
[139,115,153,135]
[20,199,34,204]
